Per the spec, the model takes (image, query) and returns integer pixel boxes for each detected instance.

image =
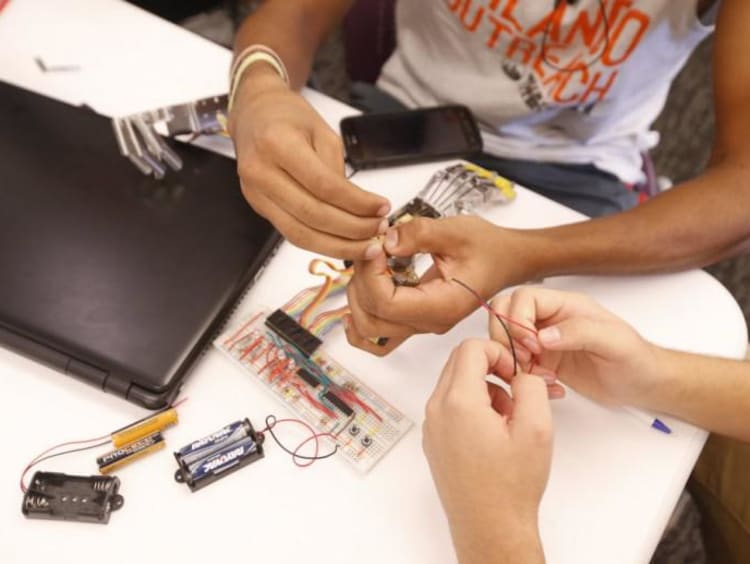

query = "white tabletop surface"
[1,2,747,563]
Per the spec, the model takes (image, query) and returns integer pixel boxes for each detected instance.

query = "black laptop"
[0,82,281,409]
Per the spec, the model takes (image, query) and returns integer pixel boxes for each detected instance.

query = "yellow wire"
[308,305,351,335]
[298,260,351,328]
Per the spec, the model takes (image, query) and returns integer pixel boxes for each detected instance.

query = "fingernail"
[377,218,389,235]
[538,326,561,345]
[384,228,399,251]
[343,316,351,330]
[364,241,382,260]
[515,346,531,363]
[377,203,391,217]
[550,387,566,399]
[522,336,542,354]
[534,366,557,378]
[542,373,557,385]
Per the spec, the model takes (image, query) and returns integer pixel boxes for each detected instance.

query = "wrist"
[234,62,288,98]
[514,220,617,281]
[452,514,543,564]
[228,44,290,114]
[636,344,682,412]
[227,64,288,134]
[487,227,553,293]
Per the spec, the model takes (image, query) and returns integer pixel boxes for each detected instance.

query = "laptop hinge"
[66,358,108,389]
[102,371,131,398]
[0,322,69,371]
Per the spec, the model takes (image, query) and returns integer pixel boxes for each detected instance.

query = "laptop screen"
[0,82,281,408]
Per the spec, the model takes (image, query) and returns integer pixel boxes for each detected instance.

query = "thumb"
[509,373,552,443]
[384,217,454,258]
[352,246,390,276]
[537,317,620,359]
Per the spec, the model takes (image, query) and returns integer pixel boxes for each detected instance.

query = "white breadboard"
[214,310,413,473]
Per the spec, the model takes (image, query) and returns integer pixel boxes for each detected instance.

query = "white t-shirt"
[378,1,716,183]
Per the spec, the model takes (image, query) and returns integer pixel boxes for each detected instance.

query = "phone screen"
[341,105,481,168]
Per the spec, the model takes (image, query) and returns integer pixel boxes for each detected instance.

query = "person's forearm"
[233,0,351,90]
[511,160,750,280]
[639,346,750,442]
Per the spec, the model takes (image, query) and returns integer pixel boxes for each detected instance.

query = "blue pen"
[623,406,672,434]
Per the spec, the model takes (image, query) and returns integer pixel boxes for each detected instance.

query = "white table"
[1,2,747,563]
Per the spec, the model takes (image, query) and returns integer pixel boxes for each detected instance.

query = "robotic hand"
[387,163,517,286]
[111,94,228,179]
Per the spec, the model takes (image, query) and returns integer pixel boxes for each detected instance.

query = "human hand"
[344,215,535,355]
[490,287,662,407]
[228,66,390,259]
[423,339,549,564]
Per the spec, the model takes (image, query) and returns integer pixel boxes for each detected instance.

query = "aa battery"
[173,418,264,491]
[97,432,165,474]
[111,407,178,448]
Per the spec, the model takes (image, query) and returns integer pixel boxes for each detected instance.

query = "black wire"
[451,278,518,376]
[262,415,339,462]
[541,0,610,74]
[28,440,111,469]
[493,308,518,377]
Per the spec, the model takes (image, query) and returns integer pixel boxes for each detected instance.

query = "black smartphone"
[340,105,483,170]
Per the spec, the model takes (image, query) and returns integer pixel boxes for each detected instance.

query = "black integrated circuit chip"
[323,390,354,417]
[265,309,322,356]
[296,368,320,388]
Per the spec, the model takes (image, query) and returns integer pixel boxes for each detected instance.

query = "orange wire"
[298,260,350,328]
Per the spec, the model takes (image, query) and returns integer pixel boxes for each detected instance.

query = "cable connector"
[265,309,322,356]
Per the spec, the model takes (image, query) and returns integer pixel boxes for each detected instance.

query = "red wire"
[291,382,336,419]
[292,431,339,468]
[20,397,189,492]
[338,388,382,422]
[481,300,538,335]
[171,397,189,409]
[249,342,272,364]
[20,434,111,493]
[224,312,264,349]
[258,347,281,374]
[260,417,319,467]
[260,417,337,468]
[239,336,264,360]
[452,278,538,335]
